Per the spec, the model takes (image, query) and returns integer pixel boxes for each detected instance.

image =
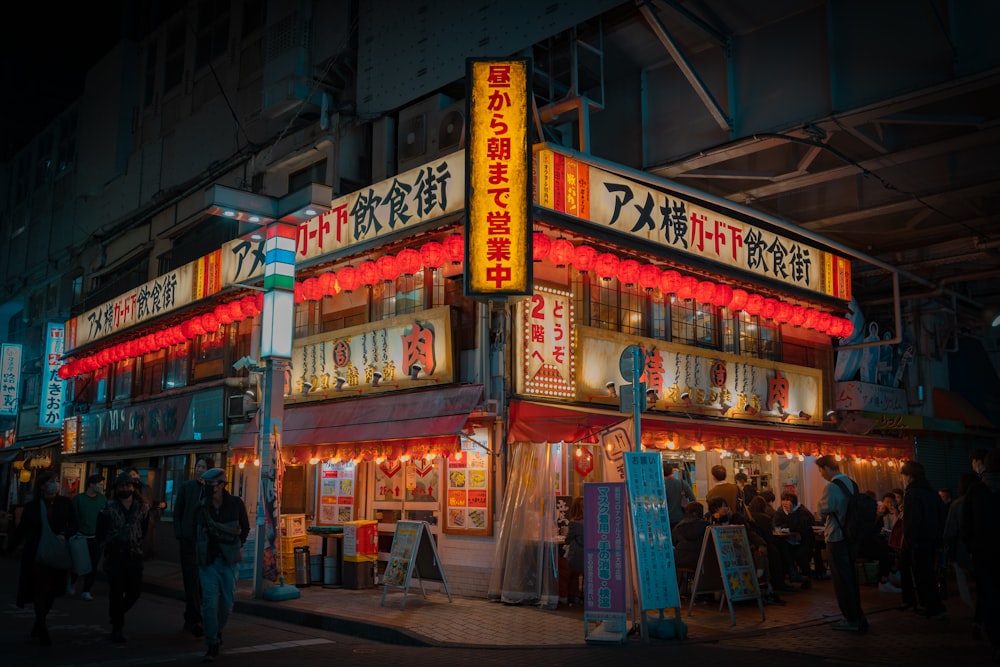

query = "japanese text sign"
[40,323,67,429]
[0,343,21,417]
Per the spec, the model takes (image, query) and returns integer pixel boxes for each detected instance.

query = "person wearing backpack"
[815,454,867,631]
[899,460,947,620]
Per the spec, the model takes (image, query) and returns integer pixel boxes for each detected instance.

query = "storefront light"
[765,453,772,461]
[254,457,260,467]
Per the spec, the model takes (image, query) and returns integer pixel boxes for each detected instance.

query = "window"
[164,20,186,93]
[370,269,436,319]
[289,159,327,192]
[138,349,166,396]
[192,330,225,381]
[736,312,779,360]
[143,39,158,108]
[56,113,76,174]
[163,454,190,518]
[195,0,231,69]
[165,341,190,389]
[34,132,52,190]
[113,358,135,401]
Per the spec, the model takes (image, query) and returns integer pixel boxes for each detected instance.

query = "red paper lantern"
[677,276,698,300]
[775,301,793,323]
[293,282,305,304]
[761,297,779,320]
[789,305,806,326]
[57,364,71,380]
[532,232,551,262]
[816,311,833,332]
[839,318,855,339]
[660,270,682,294]
[713,283,734,308]
[445,233,464,264]
[318,272,337,297]
[826,318,843,337]
[397,247,422,275]
[201,312,220,332]
[254,293,263,310]
[215,303,234,325]
[549,238,574,267]
[695,280,716,304]
[638,264,662,291]
[572,245,598,273]
[420,241,446,269]
[376,255,400,282]
[357,261,378,288]
[594,253,620,281]
[744,293,764,315]
[338,265,359,292]
[730,288,749,311]
[618,259,640,286]
[803,308,820,329]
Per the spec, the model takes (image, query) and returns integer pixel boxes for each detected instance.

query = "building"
[2,1,998,596]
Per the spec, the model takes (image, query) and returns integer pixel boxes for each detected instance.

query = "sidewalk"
[140,559,996,663]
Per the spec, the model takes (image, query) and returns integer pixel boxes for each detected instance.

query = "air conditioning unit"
[227,394,257,422]
[397,96,466,173]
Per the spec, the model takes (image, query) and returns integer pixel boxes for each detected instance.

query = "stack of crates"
[342,520,378,589]
[279,514,308,585]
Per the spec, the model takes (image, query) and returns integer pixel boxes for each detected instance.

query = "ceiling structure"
[557,0,1000,336]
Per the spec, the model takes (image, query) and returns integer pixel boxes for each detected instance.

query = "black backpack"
[831,478,880,546]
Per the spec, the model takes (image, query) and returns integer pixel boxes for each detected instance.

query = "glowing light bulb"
[765,454,772,461]
[238,460,246,469]
[835,454,842,462]
[253,458,260,467]
[785,452,793,459]
[309,457,319,465]
[797,454,805,462]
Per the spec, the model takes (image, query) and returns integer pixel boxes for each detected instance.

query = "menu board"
[316,461,356,525]
[443,447,491,536]
[380,520,452,609]
[623,452,680,610]
[689,524,764,625]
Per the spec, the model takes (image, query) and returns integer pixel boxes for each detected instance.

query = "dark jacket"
[902,476,946,549]
[173,478,205,541]
[772,505,817,547]
[564,518,584,572]
[97,497,150,566]
[672,516,710,571]
[961,471,1000,563]
[10,495,77,607]
[195,491,250,567]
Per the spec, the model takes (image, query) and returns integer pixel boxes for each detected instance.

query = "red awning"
[508,399,914,459]
[235,384,483,449]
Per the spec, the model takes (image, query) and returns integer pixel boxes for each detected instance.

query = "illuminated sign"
[514,285,576,399]
[465,58,531,297]
[534,146,852,301]
[40,323,67,429]
[0,343,21,417]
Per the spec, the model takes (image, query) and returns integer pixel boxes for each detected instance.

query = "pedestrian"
[97,472,150,643]
[815,454,867,631]
[129,467,166,559]
[558,496,584,607]
[70,473,107,600]
[899,460,947,620]
[961,448,1000,662]
[174,456,213,637]
[6,471,78,645]
[662,462,695,529]
[970,448,990,478]
[196,468,249,662]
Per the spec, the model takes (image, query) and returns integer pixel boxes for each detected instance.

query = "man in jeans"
[70,474,107,600]
[816,454,867,631]
[174,456,213,636]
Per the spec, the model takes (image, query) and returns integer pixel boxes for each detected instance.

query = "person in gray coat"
[174,456,213,636]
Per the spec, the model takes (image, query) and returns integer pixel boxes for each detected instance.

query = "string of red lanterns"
[61,231,854,378]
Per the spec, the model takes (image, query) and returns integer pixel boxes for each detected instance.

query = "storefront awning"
[234,384,484,449]
[508,399,914,459]
[932,388,994,429]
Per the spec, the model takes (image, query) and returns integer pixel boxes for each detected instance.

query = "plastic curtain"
[487,441,560,608]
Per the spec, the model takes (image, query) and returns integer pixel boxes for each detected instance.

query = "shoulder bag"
[36,502,73,571]
[887,516,904,550]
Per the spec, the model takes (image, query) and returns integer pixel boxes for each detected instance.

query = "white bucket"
[310,554,322,583]
[323,556,340,585]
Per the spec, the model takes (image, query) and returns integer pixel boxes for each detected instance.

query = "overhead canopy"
[234,384,484,450]
[508,399,914,459]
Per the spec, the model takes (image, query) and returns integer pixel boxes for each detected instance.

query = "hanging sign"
[0,343,22,417]
[40,323,67,429]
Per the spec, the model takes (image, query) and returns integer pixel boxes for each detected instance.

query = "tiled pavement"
[141,560,998,664]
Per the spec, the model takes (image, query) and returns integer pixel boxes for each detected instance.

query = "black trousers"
[106,554,144,630]
[828,539,864,624]
[179,538,202,625]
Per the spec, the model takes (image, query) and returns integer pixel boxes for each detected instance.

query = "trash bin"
[293,546,311,587]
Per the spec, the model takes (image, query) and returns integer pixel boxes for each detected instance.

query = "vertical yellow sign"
[465,58,532,297]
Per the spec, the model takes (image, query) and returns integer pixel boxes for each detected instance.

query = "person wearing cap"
[7,471,77,646]
[195,467,249,662]
[174,456,214,637]
[96,471,150,643]
[70,473,107,600]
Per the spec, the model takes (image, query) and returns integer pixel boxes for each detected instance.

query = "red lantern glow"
[572,245,598,273]
[789,305,806,326]
[376,255,400,283]
[816,311,832,332]
[445,233,464,264]
[358,261,378,288]
[397,247,422,275]
[338,266,359,292]
[839,318,855,339]
[594,253,620,281]
[420,242,446,269]
[660,270,682,294]
[293,282,305,304]
[695,280,716,304]
[618,259,640,286]
[638,264,662,291]
[240,297,258,318]
[549,238,574,267]
[201,312,220,332]
[532,232,551,262]
[318,272,337,297]
[713,283,734,308]
[677,276,698,300]
[57,363,72,380]
[730,289,749,311]
[744,293,764,315]
[803,308,820,329]
[775,301,793,323]
[761,297,779,320]
[826,318,843,337]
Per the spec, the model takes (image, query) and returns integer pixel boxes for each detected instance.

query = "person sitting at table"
[772,491,817,590]
[706,496,784,604]
[673,501,709,572]
[748,496,792,592]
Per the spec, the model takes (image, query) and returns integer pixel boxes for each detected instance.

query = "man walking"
[96,472,150,643]
[70,474,107,600]
[815,454,867,631]
[196,468,249,662]
[174,456,213,637]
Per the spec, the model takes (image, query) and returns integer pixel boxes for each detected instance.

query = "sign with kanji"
[40,323,67,429]
[515,285,575,399]
[0,343,22,417]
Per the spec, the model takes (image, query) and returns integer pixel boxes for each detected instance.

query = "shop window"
[293,299,314,339]
[112,358,135,401]
[138,349,166,396]
[319,303,367,334]
[720,307,737,353]
[162,454,189,518]
[192,330,225,381]
[94,366,109,405]
[165,341,190,389]
[231,318,252,364]
[281,463,307,514]
[737,312,779,361]
[588,279,645,336]
[371,269,436,319]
